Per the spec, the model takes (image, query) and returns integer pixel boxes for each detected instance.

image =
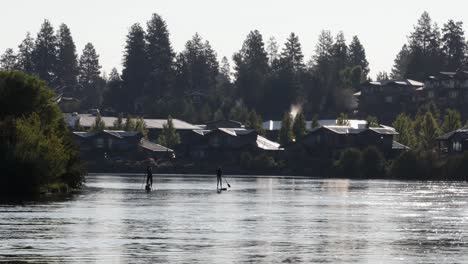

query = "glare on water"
[1,175,468,263]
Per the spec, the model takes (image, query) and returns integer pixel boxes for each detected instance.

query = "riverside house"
[436,127,468,154]
[355,79,424,122]
[72,130,174,161]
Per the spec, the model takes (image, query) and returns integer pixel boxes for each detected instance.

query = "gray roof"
[363,79,423,87]
[392,141,410,150]
[64,114,199,130]
[140,140,173,152]
[72,130,141,139]
[256,135,282,150]
[436,127,468,140]
[263,119,370,131]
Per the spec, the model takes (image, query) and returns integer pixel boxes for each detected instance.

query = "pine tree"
[293,112,307,140]
[56,23,79,96]
[78,43,102,109]
[91,113,105,132]
[158,117,181,148]
[419,111,441,150]
[103,68,123,111]
[246,110,265,135]
[233,30,269,110]
[393,113,417,148]
[266,36,279,66]
[0,48,18,70]
[441,109,462,133]
[337,113,350,126]
[406,12,443,80]
[135,117,148,138]
[281,32,305,71]
[145,13,175,98]
[17,32,35,74]
[333,32,348,75]
[124,115,136,131]
[112,113,124,130]
[32,19,58,85]
[441,20,466,71]
[122,23,149,113]
[348,36,369,77]
[278,112,293,145]
[366,115,379,127]
[391,44,411,79]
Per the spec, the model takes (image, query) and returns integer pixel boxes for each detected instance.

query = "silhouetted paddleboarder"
[146,166,153,192]
[216,167,223,191]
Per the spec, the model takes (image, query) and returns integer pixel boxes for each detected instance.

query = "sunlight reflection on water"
[1,175,468,263]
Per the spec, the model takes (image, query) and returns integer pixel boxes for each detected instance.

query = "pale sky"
[2,0,468,79]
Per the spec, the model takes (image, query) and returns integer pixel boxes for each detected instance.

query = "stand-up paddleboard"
[217,188,227,193]
[145,184,152,193]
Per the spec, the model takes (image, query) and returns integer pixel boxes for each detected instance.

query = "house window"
[428,91,435,98]
[453,141,462,152]
[95,137,104,148]
[385,96,393,103]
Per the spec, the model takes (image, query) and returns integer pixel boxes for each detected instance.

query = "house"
[356,79,424,122]
[263,119,369,141]
[64,113,199,141]
[203,120,244,130]
[72,130,173,161]
[436,127,468,153]
[424,71,468,117]
[176,127,282,161]
[285,124,407,158]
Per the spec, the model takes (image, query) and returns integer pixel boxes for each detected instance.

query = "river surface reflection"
[1,174,468,263]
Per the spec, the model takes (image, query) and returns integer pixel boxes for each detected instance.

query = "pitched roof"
[72,130,142,139]
[361,79,423,87]
[256,135,282,150]
[63,114,199,130]
[263,119,370,131]
[436,127,468,140]
[139,140,173,152]
[392,141,410,150]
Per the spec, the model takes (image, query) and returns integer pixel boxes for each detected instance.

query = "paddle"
[223,176,231,188]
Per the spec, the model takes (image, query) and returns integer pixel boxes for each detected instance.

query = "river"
[1,174,468,263]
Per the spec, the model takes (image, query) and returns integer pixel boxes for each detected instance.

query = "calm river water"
[1,174,468,263]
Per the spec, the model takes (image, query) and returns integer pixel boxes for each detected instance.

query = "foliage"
[246,110,265,135]
[112,113,124,130]
[124,114,136,131]
[0,71,85,196]
[79,43,103,109]
[311,115,320,128]
[292,112,307,140]
[361,146,385,178]
[366,115,379,127]
[441,108,462,133]
[336,113,350,126]
[157,116,181,148]
[278,112,293,145]
[418,111,441,151]
[135,117,148,138]
[392,113,417,148]
[90,113,105,132]
[334,148,362,178]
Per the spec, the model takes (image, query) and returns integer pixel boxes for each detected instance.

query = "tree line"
[2,12,468,125]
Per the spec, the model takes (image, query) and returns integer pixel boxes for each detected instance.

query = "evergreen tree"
[311,114,320,128]
[441,108,462,133]
[376,71,390,81]
[102,68,123,111]
[122,23,149,113]
[393,113,417,148]
[229,100,249,122]
[78,43,102,109]
[233,30,269,111]
[337,113,350,126]
[90,113,105,132]
[176,33,219,94]
[278,112,293,145]
[158,117,181,148]
[406,12,443,80]
[145,13,175,98]
[311,30,335,114]
[266,36,279,66]
[292,112,307,139]
[124,115,136,131]
[441,20,466,71]
[56,23,79,96]
[366,115,379,127]
[112,113,124,130]
[332,32,348,75]
[32,19,58,85]
[0,48,18,70]
[419,111,441,150]
[17,32,35,74]
[391,44,411,79]
[348,36,369,77]
[135,117,148,138]
[361,146,385,178]
[281,32,305,71]
[246,110,265,135]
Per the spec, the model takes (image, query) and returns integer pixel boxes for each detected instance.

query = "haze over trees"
[1,11,468,130]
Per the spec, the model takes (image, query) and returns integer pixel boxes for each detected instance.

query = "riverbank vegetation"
[0,71,86,198]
